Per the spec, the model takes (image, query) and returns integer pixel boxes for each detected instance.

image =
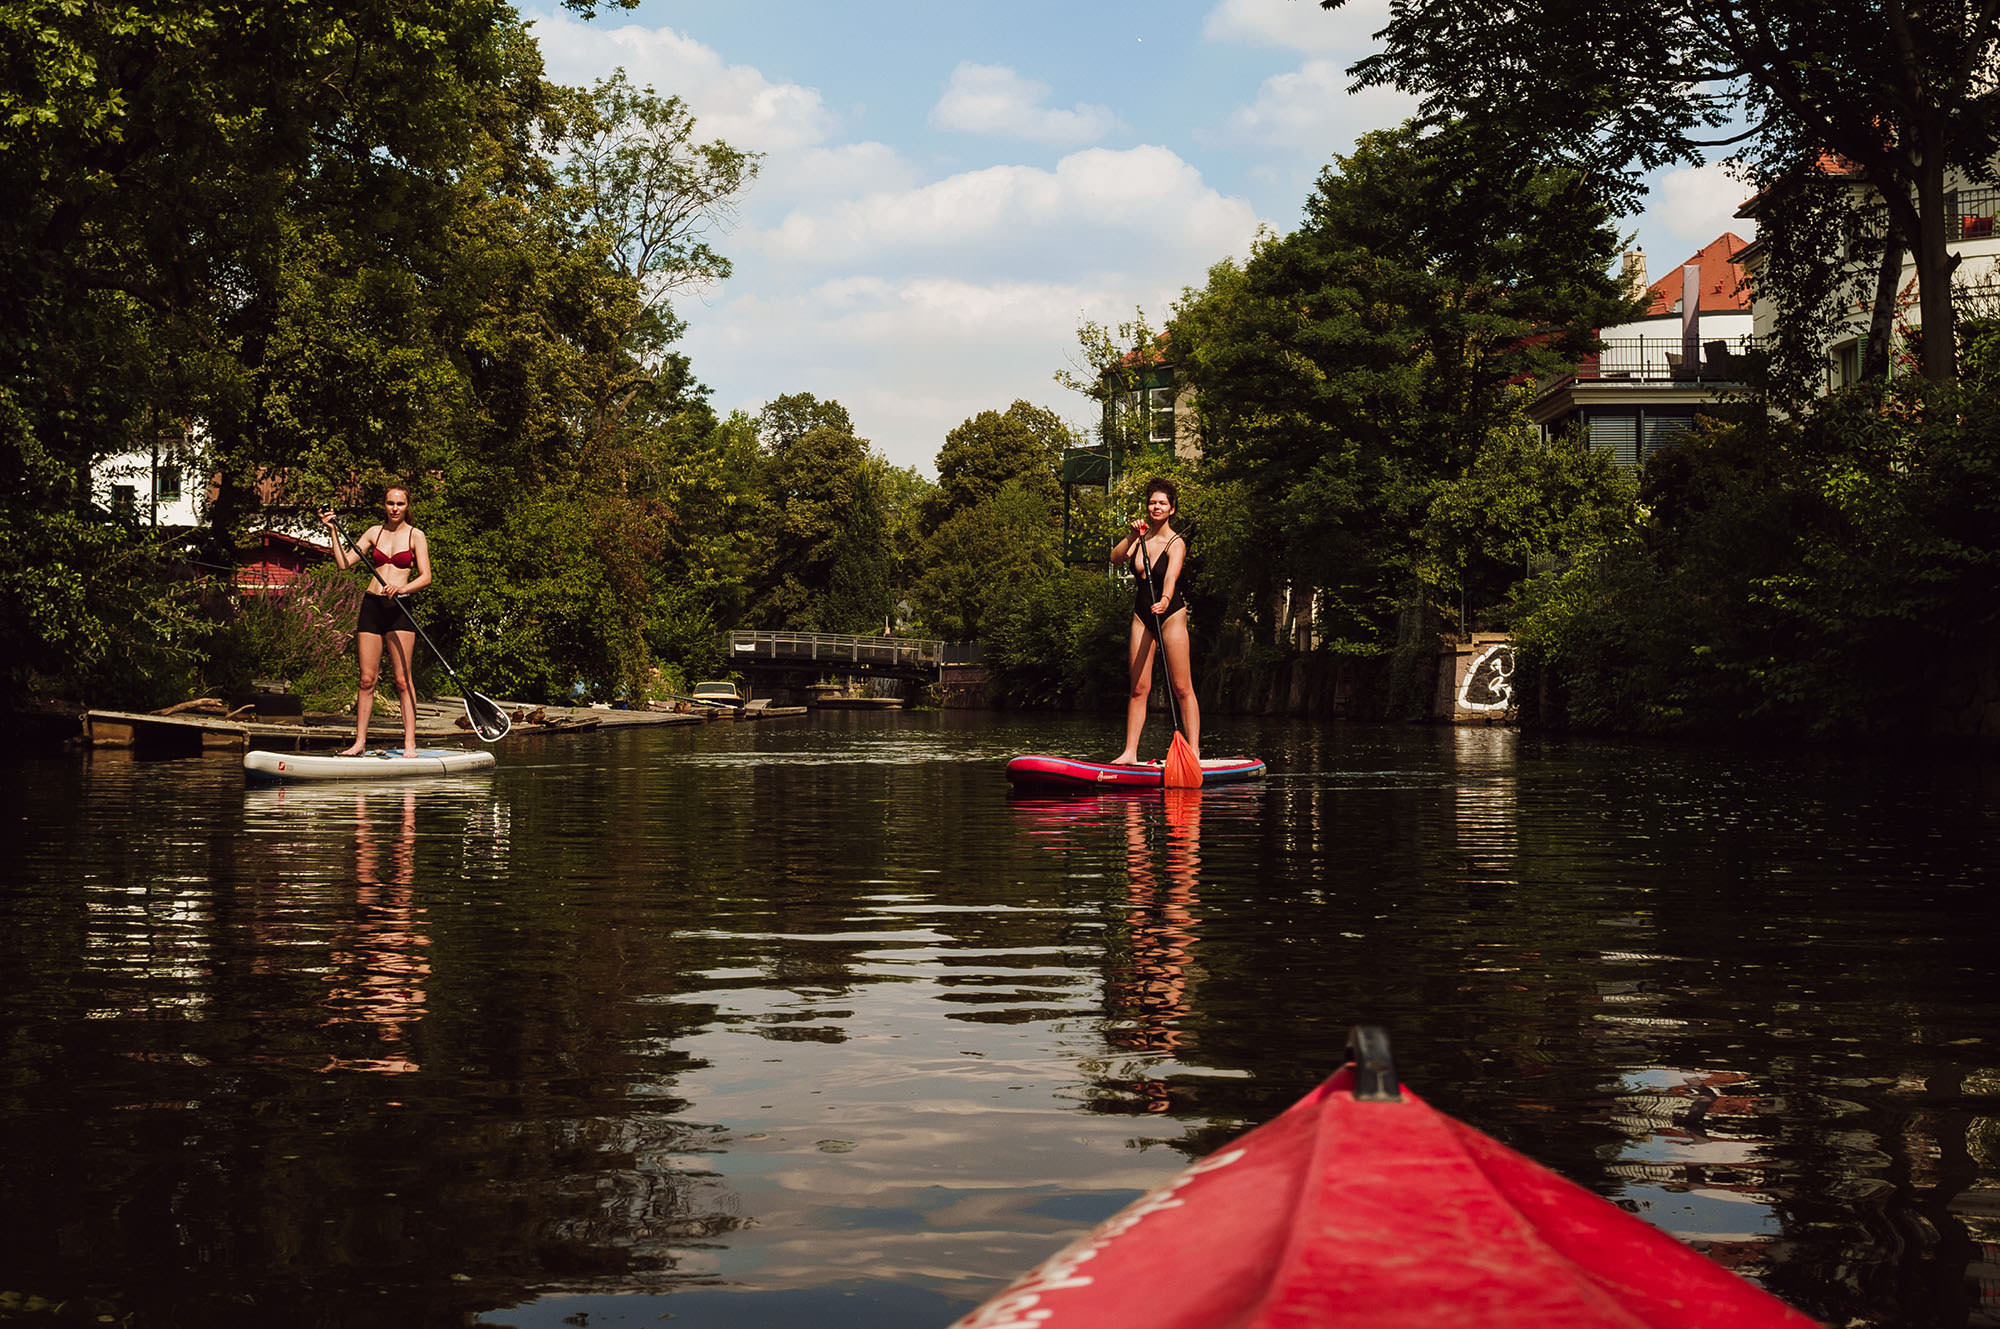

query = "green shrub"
[209,562,364,709]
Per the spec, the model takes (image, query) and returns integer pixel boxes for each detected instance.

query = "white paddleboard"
[244,748,497,784]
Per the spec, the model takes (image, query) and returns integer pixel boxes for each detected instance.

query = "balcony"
[1561,335,1753,385]
[1850,187,2000,252]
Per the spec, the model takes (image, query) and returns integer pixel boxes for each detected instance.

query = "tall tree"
[544,73,759,452]
[746,394,893,633]
[926,400,1074,528]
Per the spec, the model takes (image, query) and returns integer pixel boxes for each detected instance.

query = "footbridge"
[725,630,945,698]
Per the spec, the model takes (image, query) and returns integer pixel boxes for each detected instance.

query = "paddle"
[323,514,512,744]
[1136,527,1202,789]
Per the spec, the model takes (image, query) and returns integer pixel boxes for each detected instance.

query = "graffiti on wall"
[1456,643,1515,712]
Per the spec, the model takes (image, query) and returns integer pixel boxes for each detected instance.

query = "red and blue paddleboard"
[1005,754,1267,791]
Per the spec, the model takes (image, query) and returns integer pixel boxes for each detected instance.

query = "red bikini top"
[370,547,415,569]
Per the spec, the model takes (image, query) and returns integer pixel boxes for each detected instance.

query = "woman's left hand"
[1152,598,1169,616]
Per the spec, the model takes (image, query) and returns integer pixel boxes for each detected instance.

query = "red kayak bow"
[952,1028,1819,1329]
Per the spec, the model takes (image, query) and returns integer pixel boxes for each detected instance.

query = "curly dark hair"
[1142,476,1178,510]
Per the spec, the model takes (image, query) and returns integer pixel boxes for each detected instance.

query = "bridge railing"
[726,630,945,670]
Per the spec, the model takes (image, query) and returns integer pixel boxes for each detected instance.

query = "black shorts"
[356,594,416,637]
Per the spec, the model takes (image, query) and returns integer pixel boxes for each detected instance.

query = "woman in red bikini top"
[318,485,433,756]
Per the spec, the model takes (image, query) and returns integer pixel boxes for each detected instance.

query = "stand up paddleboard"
[244,748,497,784]
[1006,754,1266,791]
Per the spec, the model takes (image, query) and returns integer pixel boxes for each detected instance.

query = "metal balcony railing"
[1569,335,1754,383]
[1850,189,2000,250]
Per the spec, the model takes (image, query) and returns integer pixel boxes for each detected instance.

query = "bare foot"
[339,742,367,756]
[1110,753,1141,765]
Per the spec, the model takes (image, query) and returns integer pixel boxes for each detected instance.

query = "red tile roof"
[1644,233,1751,314]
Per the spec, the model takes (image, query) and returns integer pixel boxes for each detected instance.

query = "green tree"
[925,400,1074,527]
[543,72,759,451]
[985,568,1131,710]
[869,455,937,627]
[911,479,1063,642]
[0,0,582,704]
[746,394,893,633]
[1416,425,1640,632]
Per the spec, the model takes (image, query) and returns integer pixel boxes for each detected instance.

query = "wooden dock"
[83,694,808,752]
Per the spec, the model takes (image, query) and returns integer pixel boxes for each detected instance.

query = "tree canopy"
[0,0,766,704]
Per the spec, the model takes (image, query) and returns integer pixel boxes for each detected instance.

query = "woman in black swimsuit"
[1109,477,1199,765]
[320,485,431,755]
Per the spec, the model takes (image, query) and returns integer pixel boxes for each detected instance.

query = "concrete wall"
[939,664,994,709]
[1434,634,1516,725]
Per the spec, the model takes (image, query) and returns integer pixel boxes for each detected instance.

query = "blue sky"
[530,0,1748,473]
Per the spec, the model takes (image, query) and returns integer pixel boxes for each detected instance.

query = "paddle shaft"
[1134,528,1184,739]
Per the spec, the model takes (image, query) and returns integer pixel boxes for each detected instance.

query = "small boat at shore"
[243,748,496,784]
[950,1027,1819,1329]
[1005,754,1266,790]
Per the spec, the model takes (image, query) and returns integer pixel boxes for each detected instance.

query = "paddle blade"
[1164,730,1202,788]
[464,691,512,742]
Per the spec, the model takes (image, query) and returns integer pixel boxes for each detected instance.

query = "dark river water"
[3,712,1997,1328]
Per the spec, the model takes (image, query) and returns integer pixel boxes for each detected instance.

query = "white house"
[1529,234,1754,465]
[92,432,202,528]
[1734,166,2000,391]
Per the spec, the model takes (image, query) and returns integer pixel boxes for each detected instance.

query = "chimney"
[1681,264,1700,373]
[1622,247,1648,300]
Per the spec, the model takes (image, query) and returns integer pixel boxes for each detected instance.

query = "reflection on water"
[2,717,1998,1328]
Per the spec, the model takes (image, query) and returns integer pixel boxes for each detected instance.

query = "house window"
[1833,339,1861,388]
[155,467,181,502]
[111,485,136,516]
[1585,412,1639,466]
[1641,412,1694,460]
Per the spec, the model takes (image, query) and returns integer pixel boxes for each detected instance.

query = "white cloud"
[1217,58,1417,153]
[752,145,1260,271]
[1202,0,1392,55]
[680,276,1176,469]
[527,9,837,153]
[756,142,923,205]
[1652,162,1756,251]
[930,62,1122,145]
